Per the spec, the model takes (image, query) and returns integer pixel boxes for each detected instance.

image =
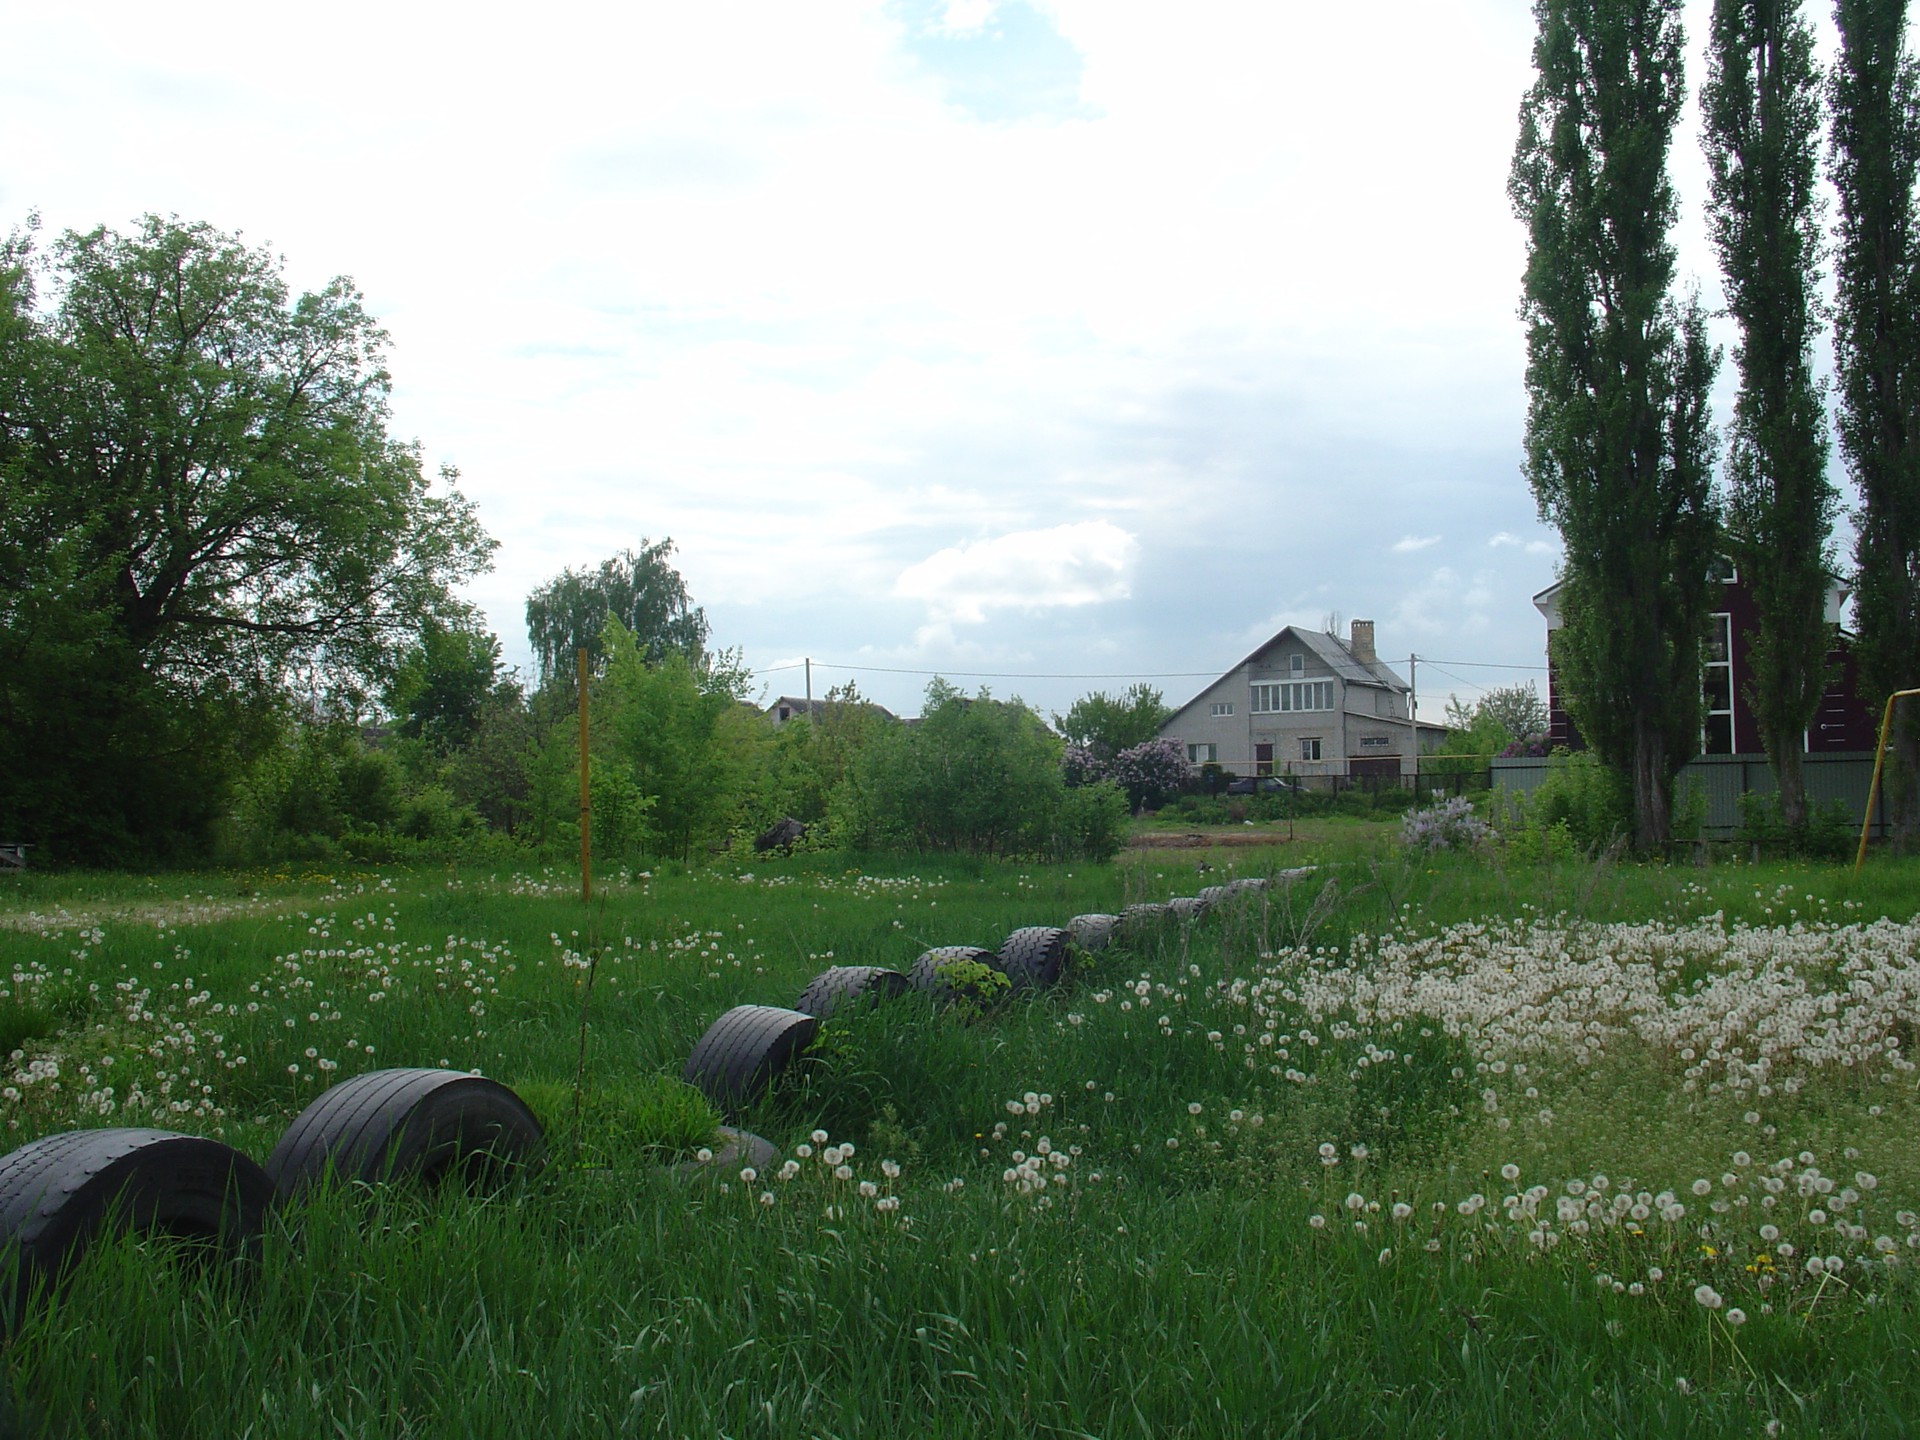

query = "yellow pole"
[1855,687,1920,874]
[578,647,591,904]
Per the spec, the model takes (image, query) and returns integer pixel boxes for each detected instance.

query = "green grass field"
[1,830,1916,1437]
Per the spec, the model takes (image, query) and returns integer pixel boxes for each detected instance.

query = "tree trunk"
[1631,724,1672,852]
[1773,737,1809,833]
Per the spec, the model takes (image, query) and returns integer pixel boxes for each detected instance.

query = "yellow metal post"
[1855,687,1920,873]
[578,647,591,904]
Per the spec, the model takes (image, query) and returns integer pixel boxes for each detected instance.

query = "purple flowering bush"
[1401,795,1493,853]
[1107,738,1190,811]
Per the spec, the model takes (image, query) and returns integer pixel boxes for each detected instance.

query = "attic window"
[1289,654,1305,676]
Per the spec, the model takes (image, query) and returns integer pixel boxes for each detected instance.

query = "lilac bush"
[1108,738,1191,811]
[1402,795,1493,852]
[1061,743,1106,788]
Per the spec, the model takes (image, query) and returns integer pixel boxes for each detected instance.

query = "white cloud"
[894,520,1140,624]
[1393,535,1442,553]
[1489,531,1558,557]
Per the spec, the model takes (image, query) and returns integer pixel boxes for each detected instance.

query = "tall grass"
[0,836,1916,1435]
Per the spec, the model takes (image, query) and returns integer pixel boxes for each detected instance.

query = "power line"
[759,655,1546,682]
[755,660,1226,680]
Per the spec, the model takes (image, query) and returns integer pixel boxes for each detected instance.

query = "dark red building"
[1532,567,1877,756]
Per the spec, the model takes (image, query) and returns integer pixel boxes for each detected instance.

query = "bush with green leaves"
[1513,749,1632,853]
[834,680,1121,860]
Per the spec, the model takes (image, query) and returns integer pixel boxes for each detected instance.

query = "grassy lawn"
[1,836,1916,1436]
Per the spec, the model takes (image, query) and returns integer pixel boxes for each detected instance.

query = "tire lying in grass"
[671,1126,780,1179]
[682,1006,819,1118]
[996,926,1072,991]
[1196,886,1231,907]
[1067,914,1121,952]
[907,946,1008,1010]
[267,1068,546,1203]
[1120,902,1170,933]
[1166,896,1209,922]
[794,965,911,1020]
[0,1128,272,1327]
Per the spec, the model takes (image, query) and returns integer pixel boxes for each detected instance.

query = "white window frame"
[1300,737,1322,762]
[1289,653,1305,676]
[1252,680,1334,714]
[1703,611,1734,753]
[1186,742,1217,764]
[1209,702,1234,717]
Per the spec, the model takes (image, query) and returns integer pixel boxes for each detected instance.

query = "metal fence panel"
[1490,753,1886,837]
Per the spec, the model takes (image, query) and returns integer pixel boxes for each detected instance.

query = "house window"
[1255,742,1273,776]
[1187,743,1216,764]
[1300,737,1322,762]
[1703,612,1734,754]
[1210,702,1234,717]
[1251,681,1333,714]
[1289,654,1305,676]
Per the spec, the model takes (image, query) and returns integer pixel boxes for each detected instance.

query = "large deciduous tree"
[0,215,494,862]
[1053,683,1172,766]
[524,540,708,688]
[1830,0,1920,846]
[1510,0,1722,851]
[1703,0,1834,833]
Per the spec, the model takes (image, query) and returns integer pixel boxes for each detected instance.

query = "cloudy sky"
[2,0,1841,722]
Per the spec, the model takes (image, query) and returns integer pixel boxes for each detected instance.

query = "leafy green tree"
[551,618,766,863]
[446,682,539,837]
[1445,682,1550,748]
[387,620,503,752]
[1830,0,1920,845]
[1704,0,1834,832]
[0,214,495,861]
[839,681,1122,858]
[1054,683,1172,764]
[1510,0,1723,850]
[524,540,707,687]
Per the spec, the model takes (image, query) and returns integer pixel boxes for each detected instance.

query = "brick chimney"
[1349,619,1376,664]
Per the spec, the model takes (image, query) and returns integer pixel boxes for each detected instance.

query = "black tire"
[996,926,1072,990]
[266,1068,545,1202]
[1120,902,1170,932]
[794,966,910,1020]
[681,1006,819,1117]
[1067,914,1121,952]
[907,946,1006,1009]
[0,1128,272,1327]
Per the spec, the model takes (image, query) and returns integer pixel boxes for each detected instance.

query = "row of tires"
[1,868,1304,1325]
[0,1067,542,1329]
[681,873,1303,1117]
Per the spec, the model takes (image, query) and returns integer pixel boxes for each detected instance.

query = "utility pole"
[1408,653,1420,802]
[805,656,812,713]
[577,648,591,905]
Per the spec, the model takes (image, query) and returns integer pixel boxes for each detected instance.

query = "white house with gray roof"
[1159,619,1441,782]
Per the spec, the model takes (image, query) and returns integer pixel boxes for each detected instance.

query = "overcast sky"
[2,0,1850,723]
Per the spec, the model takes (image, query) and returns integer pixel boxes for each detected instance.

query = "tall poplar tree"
[1510,0,1721,851]
[1830,0,1920,846]
[1703,0,1833,832]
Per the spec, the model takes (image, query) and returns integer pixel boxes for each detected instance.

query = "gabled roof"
[1168,623,1409,718]
[1290,628,1410,692]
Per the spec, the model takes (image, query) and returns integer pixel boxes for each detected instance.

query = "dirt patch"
[1127,830,1296,850]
